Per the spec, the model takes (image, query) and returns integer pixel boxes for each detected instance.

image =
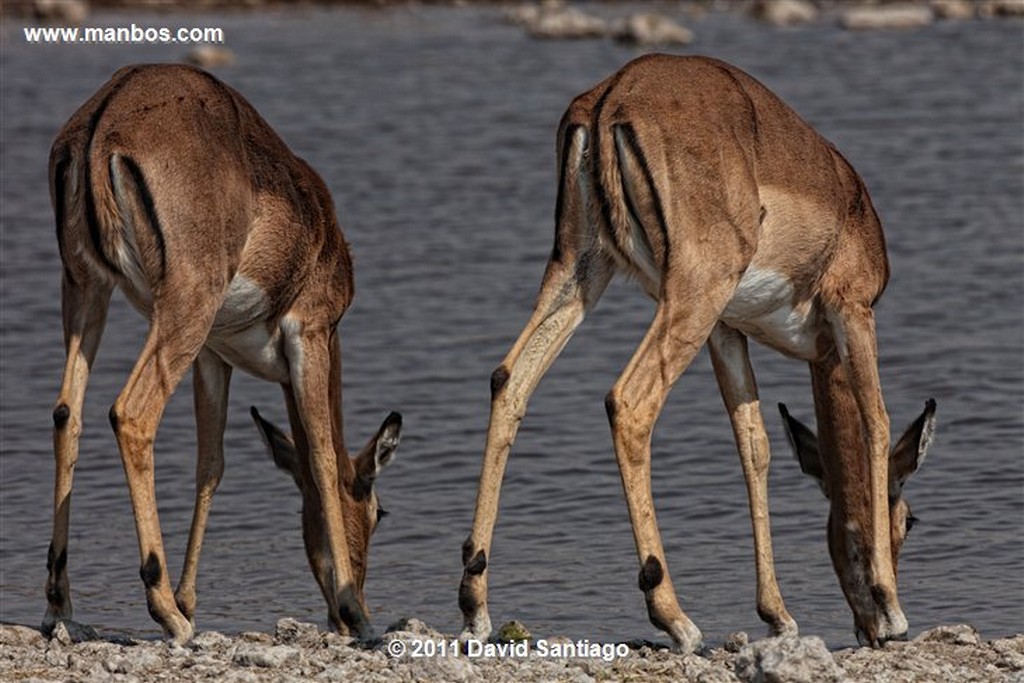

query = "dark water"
[1,5,1022,649]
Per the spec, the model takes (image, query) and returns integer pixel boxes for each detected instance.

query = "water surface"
[1,5,1021,648]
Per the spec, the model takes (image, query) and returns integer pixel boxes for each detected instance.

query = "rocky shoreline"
[2,619,1022,682]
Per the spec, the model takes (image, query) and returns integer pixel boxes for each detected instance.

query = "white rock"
[191,630,233,650]
[51,620,99,645]
[725,630,749,653]
[0,624,46,648]
[930,0,977,20]
[32,0,88,24]
[613,13,694,46]
[841,4,935,30]
[735,635,842,683]
[185,46,235,68]
[978,0,1024,16]
[915,624,982,646]
[385,617,444,638]
[523,4,608,39]
[231,643,300,668]
[751,0,818,26]
[275,618,321,646]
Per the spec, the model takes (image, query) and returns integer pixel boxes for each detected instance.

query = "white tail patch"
[108,154,153,306]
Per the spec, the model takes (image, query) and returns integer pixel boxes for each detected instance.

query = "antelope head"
[780,399,936,645]
[251,407,400,631]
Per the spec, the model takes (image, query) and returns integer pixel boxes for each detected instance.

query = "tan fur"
[45,64,398,644]
[461,54,924,651]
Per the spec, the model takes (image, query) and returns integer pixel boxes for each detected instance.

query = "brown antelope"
[46,63,400,644]
[459,54,935,651]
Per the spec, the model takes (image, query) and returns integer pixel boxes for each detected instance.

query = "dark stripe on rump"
[590,73,627,254]
[551,123,584,264]
[82,81,130,276]
[614,123,671,272]
[51,148,77,285]
[117,155,168,279]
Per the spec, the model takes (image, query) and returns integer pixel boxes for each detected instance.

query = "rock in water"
[751,0,818,26]
[613,13,693,46]
[509,2,607,40]
[32,0,88,24]
[840,4,935,30]
[185,46,235,68]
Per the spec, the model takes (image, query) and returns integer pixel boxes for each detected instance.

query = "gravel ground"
[2,619,1021,682]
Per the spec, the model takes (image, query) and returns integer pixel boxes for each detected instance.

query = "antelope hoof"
[856,621,908,648]
[667,617,704,654]
[457,553,491,642]
[762,609,799,638]
[338,604,375,642]
[459,607,493,644]
[771,618,799,638]
[41,606,72,637]
[857,599,908,647]
[163,612,194,645]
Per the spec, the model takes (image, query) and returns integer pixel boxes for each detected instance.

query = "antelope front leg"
[827,304,905,642]
[175,349,231,624]
[45,276,112,634]
[708,323,797,637]
[285,324,370,638]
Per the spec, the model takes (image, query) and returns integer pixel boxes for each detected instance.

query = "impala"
[459,54,935,651]
[46,64,400,644]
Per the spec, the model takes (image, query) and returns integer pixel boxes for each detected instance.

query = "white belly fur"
[720,267,821,360]
[207,275,291,383]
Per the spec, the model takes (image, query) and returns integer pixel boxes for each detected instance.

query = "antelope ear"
[353,412,402,499]
[779,403,829,499]
[889,399,936,496]
[251,406,301,486]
